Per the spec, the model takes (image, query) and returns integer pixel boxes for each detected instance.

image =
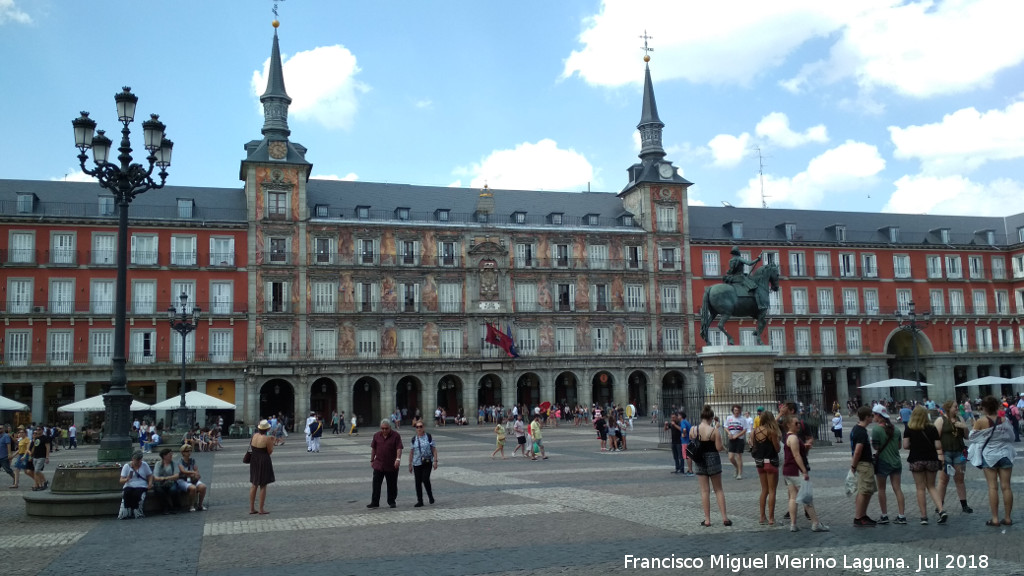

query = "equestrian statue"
[700,247,780,345]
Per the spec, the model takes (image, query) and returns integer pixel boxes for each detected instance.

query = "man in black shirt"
[28,426,50,491]
[666,412,682,472]
[850,406,877,526]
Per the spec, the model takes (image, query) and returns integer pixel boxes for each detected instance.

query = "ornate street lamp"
[168,292,201,432]
[895,300,930,403]
[73,87,172,462]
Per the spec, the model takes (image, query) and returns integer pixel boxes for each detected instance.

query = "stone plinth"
[23,463,159,517]
[698,345,778,416]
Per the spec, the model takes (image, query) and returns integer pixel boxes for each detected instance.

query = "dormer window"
[475,212,488,223]
[177,198,194,219]
[784,223,797,240]
[395,207,410,221]
[834,225,846,243]
[314,204,329,218]
[883,226,900,243]
[621,215,634,227]
[435,209,450,222]
[356,206,370,219]
[586,214,599,226]
[512,212,526,224]
[99,196,115,216]
[940,228,950,244]
[16,193,35,214]
[984,230,996,246]
[727,221,743,240]
[549,213,563,225]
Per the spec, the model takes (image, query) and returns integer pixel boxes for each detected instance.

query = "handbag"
[967,419,996,469]
[242,445,252,464]
[685,429,703,460]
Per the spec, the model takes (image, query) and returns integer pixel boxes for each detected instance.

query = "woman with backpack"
[408,421,437,507]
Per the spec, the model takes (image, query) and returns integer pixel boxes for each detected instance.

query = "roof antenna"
[755,146,770,209]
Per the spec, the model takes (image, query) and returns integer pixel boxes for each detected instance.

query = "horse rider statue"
[722,246,768,314]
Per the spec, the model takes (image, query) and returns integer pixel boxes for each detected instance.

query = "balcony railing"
[0,350,249,368]
[1,301,247,316]
[0,199,246,222]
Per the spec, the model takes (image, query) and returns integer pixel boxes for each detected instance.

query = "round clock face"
[658,163,674,179]
[268,141,287,160]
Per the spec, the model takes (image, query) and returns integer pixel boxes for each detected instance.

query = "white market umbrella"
[0,395,28,411]
[150,390,236,410]
[859,378,931,389]
[954,376,1014,388]
[59,394,151,413]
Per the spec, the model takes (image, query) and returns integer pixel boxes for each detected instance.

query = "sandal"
[985,520,1001,527]
[1002,519,1013,526]
[699,521,712,527]
[723,519,733,527]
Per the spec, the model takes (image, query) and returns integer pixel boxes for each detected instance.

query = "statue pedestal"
[698,345,778,416]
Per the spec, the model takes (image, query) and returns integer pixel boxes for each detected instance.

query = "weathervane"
[272,0,283,19]
[639,30,654,61]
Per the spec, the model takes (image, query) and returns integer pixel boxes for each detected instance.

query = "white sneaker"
[811,523,830,532]
[790,525,799,532]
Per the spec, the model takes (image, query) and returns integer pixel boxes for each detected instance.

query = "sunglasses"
[415,426,424,429]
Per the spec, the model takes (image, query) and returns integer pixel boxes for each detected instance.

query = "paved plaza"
[2,421,1021,576]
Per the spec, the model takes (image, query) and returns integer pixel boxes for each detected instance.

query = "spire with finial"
[261,18,292,139]
[637,30,665,164]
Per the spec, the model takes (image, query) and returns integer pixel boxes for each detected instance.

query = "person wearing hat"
[248,420,275,515]
[152,447,180,514]
[118,450,153,519]
[722,247,767,313]
[871,404,907,524]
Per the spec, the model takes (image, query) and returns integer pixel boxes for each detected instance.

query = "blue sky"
[2,0,1023,216]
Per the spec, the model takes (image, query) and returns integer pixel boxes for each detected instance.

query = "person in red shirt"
[368,419,404,508]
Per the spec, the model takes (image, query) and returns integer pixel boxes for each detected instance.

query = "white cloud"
[413,99,433,109]
[755,112,828,148]
[889,101,1024,175]
[453,139,595,192]
[0,0,30,24]
[50,169,94,183]
[252,45,368,130]
[786,0,1024,97]
[311,173,358,181]
[884,175,1024,216]
[736,140,885,208]
[707,133,751,167]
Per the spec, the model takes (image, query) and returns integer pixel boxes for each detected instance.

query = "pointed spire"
[637,62,665,164]
[261,26,292,139]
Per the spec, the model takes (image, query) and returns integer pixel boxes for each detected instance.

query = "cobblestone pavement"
[2,422,1021,576]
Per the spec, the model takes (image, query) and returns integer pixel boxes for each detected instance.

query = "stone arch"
[259,379,295,427]
[351,376,381,427]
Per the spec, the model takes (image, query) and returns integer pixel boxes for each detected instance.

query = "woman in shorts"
[781,415,828,533]
[690,404,731,527]
[933,401,973,514]
[750,410,781,525]
[903,406,946,525]
[969,395,1015,527]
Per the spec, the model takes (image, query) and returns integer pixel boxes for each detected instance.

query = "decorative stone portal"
[697,345,778,417]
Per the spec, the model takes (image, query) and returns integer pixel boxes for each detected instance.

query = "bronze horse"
[700,263,780,345]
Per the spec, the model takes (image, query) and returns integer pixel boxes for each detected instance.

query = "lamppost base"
[175,407,192,435]
[96,437,134,463]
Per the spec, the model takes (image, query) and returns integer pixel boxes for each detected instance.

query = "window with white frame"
[731,222,743,239]
[592,326,610,353]
[995,290,1009,315]
[356,329,379,358]
[8,231,34,263]
[438,241,457,267]
[130,234,158,265]
[789,252,806,276]
[968,255,984,279]
[49,279,74,314]
[132,280,156,314]
[896,289,912,314]
[267,280,289,313]
[784,223,797,240]
[817,288,834,315]
[356,282,378,313]
[7,278,32,314]
[170,235,196,266]
[893,254,911,278]
[945,255,962,278]
[210,329,233,363]
[401,282,420,312]
[168,329,195,364]
[846,327,862,354]
[51,232,75,265]
[175,198,192,219]
[210,237,235,266]
[949,290,965,314]
[98,196,114,216]
[5,330,30,366]
[769,328,785,353]
[92,233,115,265]
[170,281,196,314]
[1019,227,1024,243]
[588,244,608,270]
[835,225,847,242]
[554,244,570,268]
[267,191,288,219]
[791,288,808,314]
[820,327,837,355]
[739,329,757,347]
[864,289,879,315]
[660,247,678,270]
[592,284,610,312]
[763,250,779,267]
[398,329,420,358]
[48,330,72,365]
[401,240,419,265]
[266,329,291,360]
[626,245,643,269]
[926,255,942,279]
[1013,254,1024,278]
[628,327,646,355]
[626,284,645,312]
[991,257,1006,279]
[90,330,113,365]
[861,253,878,277]
[556,283,575,312]
[769,290,782,315]
[91,279,113,314]
[313,237,333,264]
[929,289,945,315]
[814,252,831,277]
[976,327,992,352]
[889,227,900,243]
[210,281,233,315]
[1018,289,1024,314]
[657,205,677,232]
[972,290,987,315]
[939,228,951,244]
[555,328,576,355]
[515,243,536,268]
[441,329,462,358]
[130,330,157,364]
[516,328,536,356]
[16,194,33,213]
[312,281,336,313]
[707,329,726,347]
[661,285,680,313]
[952,327,968,353]
[997,327,1014,352]
[702,251,720,276]
[838,253,856,277]
[439,283,461,313]
[794,328,810,355]
[359,238,377,265]
[663,328,681,353]
[842,288,858,315]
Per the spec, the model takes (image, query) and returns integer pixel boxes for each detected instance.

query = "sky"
[2,0,1024,217]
